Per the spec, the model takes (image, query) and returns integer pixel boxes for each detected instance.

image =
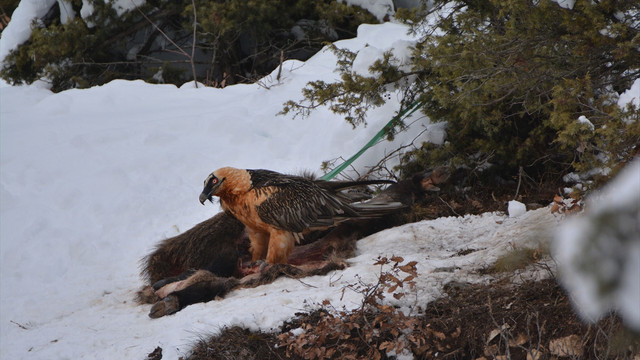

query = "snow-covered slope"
[2,15,634,360]
[0,22,451,359]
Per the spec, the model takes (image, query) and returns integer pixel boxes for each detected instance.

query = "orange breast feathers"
[220,187,276,233]
[201,167,268,230]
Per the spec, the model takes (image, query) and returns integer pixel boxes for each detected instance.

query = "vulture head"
[199,172,226,204]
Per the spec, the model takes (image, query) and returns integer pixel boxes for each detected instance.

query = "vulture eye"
[205,174,219,186]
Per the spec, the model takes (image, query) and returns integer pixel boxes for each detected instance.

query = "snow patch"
[577,115,594,131]
[552,0,575,9]
[352,46,386,77]
[57,0,76,24]
[0,0,57,63]
[618,78,640,109]
[351,39,415,77]
[341,0,395,21]
[508,200,527,218]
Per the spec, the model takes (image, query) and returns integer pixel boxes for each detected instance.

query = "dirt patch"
[407,167,563,221]
[421,278,625,360]
[187,326,287,360]
[186,278,638,359]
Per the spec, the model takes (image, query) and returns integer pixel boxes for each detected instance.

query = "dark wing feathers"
[246,169,298,189]
[248,170,358,232]
[246,169,406,233]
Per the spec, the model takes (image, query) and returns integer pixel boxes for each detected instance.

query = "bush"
[278,256,419,360]
[283,0,640,183]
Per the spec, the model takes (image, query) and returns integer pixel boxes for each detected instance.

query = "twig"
[276,50,284,83]
[514,166,523,200]
[293,278,318,288]
[438,196,461,217]
[190,0,198,87]
[329,272,343,286]
[10,320,29,330]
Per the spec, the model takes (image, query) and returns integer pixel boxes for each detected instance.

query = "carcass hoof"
[149,294,180,319]
[136,285,160,304]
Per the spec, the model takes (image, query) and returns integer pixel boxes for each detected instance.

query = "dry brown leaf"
[487,328,501,344]
[526,349,542,360]
[388,274,402,285]
[487,324,510,344]
[549,334,582,357]
[484,344,498,357]
[511,332,529,347]
[379,341,395,352]
[399,264,417,273]
[432,330,446,340]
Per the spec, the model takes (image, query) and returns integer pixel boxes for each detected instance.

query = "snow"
[352,40,415,77]
[79,0,94,20]
[57,0,76,24]
[110,0,146,16]
[618,78,640,109]
[1,4,638,359]
[342,0,395,22]
[577,115,594,131]
[554,159,640,330]
[352,46,386,76]
[552,0,575,10]
[507,200,527,218]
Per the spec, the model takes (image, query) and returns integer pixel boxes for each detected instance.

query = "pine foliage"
[284,0,640,181]
[0,0,377,91]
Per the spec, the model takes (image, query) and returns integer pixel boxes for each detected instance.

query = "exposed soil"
[407,167,564,222]
[184,278,638,360]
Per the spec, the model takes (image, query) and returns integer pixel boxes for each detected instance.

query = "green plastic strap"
[319,101,423,181]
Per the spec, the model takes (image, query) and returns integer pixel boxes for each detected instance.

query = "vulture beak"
[199,191,212,205]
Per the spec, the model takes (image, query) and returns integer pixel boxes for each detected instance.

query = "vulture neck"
[214,167,252,200]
